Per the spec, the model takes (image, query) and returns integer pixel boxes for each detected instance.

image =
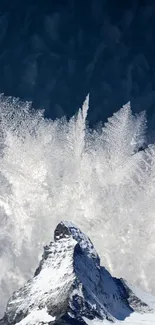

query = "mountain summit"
[0,221,154,325]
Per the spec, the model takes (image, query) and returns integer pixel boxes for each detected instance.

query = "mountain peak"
[0,222,154,325]
[54,221,100,264]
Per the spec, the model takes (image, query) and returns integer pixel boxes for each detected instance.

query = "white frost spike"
[81,93,89,121]
[76,94,89,156]
[103,102,135,164]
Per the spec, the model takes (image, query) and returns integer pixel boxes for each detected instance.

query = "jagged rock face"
[54,221,100,264]
[4,235,76,324]
[0,222,153,325]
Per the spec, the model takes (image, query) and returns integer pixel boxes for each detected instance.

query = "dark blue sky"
[0,0,155,131]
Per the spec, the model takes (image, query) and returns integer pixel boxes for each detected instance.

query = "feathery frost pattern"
[0,94,155,317]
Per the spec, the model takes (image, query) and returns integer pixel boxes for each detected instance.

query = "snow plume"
[0,94,155,317]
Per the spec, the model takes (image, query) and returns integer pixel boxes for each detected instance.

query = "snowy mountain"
[1,221,155,325]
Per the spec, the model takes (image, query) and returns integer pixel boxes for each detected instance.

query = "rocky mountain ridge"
[0,221,153,325]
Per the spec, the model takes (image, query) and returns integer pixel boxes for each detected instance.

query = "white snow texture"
[0,94,155,318]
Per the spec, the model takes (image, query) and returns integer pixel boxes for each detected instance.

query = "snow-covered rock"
[0,222,154,325]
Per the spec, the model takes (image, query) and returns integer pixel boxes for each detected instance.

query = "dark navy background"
[0,0,155,132]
